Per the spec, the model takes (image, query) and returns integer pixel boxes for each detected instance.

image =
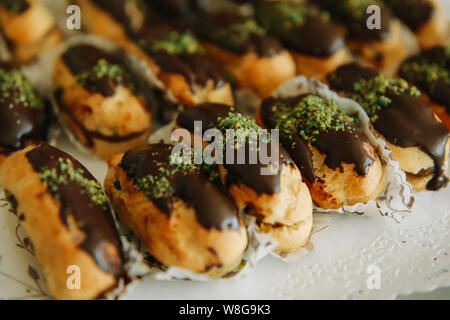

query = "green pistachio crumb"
[270,95,356,142]
[151,31,205,55]
[256,2,307,38]
[347,74,421,118]
[40,158,109,210]
[76,59,130,89]
[213,19,265,51]
[0,68,44,111]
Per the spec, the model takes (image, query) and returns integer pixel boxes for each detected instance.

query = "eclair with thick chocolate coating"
[255,1,348,78]
[176,103,313,253]
[399,46,450,130]
[384,0,447,49]
[190,11,296,98]
[104,144,248,276]
[0,62,48,162]
[327,62,450,191]
[312,0,408,72]
[0,0,62,62]
[0,143,123,299]
[257,94,386,210]
[53,44,152,160]
[76,0,233,109]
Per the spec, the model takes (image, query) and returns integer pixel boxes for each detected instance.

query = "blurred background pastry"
[399,46,450,129]
[327,62,449,191]
[53,44,152,160]
[0,0,62,62]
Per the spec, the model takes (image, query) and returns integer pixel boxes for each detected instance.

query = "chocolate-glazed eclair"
[255,1,348,77]
[77,0,233,109]
[258,94,386,209]
[0,0,62,62]
[104,144,247,276]
[176,104,313,253]
[0,62,47,160]
[190,11,296,98]
[327,62,449,191]
[384,0,447,49]
[0,143,123,299]
[130,30,233,108]
[53,44,152,160]
[399,46,450,129]
[312,0,407,72]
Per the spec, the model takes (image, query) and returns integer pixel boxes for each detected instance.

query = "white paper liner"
[271,76,414,221]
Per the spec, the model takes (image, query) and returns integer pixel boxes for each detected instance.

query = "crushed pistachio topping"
[136,175,172,199]
[213,19,265,51]
[270,95,356,142]
[76,59,130,88]
[135,149,202,200]
[40,158,109,210]
[151,31,205,55]
[0,68,44,111]
[400,49,450,90]
[347,74,421,118]
[216,108,270,148]
[256,2,307,37]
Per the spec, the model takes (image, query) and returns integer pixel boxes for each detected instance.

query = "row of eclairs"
[0,0,448,299]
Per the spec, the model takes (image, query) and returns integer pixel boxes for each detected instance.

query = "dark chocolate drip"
[147,0,201,21]
[0,0,30,14]
[143,49,224,91]
[255,3,345,57]
[260,95,374,183]
[177,103,290,195]
[327,62,378,91]
[314,130,374,176]
[0,63,47,152]
[384,0,434,31]
[399,46,450,112]
[193,12,284,57]
[119,144,241,231]
[61,45,130,97]
[25,144,123,275]
[312,0,392,40]
[328,62,449,190]
[285,15,344,57]
[374,91,448,190]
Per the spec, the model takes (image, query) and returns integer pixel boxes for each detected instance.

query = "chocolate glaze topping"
[384,0,434,31]
[26,144,123,275]
[328,63,449,190]
[62,45,132,97]
[0,0,30,14]
[260,95,374,183]
[177,103,292,195]
[312,0,392,41]
[193,12,284,57]
[399,46,450,112]
[0,63,47,152]
[119,144,241,231]
[135,31,225,92]
[255,2,345,57]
